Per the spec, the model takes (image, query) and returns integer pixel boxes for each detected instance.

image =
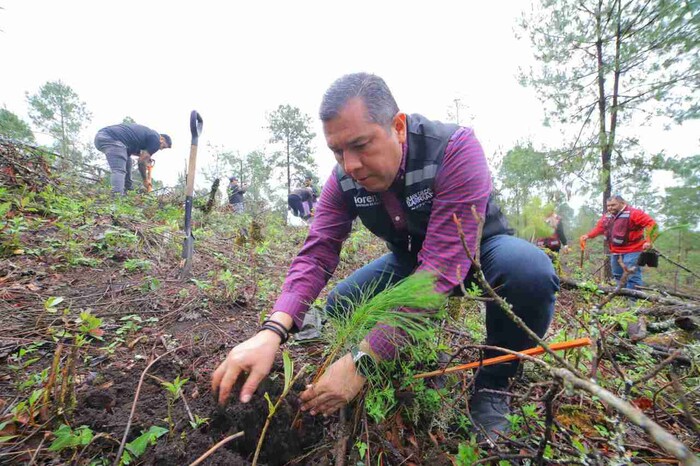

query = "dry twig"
[188,431,244,466]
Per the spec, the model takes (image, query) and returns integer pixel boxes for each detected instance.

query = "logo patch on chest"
[406,188,434,209]
[354,194,381,207]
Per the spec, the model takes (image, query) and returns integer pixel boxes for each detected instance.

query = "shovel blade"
[180,235,195,279]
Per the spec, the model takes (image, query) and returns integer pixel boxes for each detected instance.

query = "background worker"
[94,123,171,195]
[580,194,656,289]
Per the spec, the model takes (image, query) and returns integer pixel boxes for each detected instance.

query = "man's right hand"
[579,234,589,242]
[211,331,280,406]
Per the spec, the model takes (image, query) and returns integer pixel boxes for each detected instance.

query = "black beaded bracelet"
[259,324,288,344]
[262,320,289,338]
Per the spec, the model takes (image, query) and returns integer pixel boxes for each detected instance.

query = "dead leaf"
[632,397,653,410]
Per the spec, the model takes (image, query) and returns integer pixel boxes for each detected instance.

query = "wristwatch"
[351,346,376,378]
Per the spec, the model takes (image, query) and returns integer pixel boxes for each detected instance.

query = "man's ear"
[392,113,407,144]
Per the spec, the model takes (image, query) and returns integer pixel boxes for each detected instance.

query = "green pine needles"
[324,271,446,356]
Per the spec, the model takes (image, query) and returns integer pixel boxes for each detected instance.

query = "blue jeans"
[325,235,559,388]
[611,252,643,289]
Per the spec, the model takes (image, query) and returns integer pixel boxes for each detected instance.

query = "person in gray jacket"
[94,123,171,195]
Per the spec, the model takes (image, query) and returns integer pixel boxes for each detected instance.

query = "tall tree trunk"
[595,0,613,280]
[286,129,291,195]
[59,93,69,170]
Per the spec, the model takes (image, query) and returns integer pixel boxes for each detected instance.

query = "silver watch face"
[353,350,368,363]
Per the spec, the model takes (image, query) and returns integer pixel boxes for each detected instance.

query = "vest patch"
[406,187,434,209]
[354,194,380,207]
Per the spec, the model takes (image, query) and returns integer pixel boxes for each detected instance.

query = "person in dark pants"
[227,177,247,213]
[288,186,316,220]
[212,73,559,441]
[94,124,171,195]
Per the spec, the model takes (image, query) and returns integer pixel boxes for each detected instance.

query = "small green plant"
[123,258,152,272]
[365,383,397,423]
[354,440,368,460]
[455,435,482,465]
[189,414,210,429]
[216,269,238,299]
[161,376,189,434]
[44,296,65,313]
[11,388,44,426]
[120,426,168,465]
[48,424,94,452]
[190,278,212,291]
[78,311,104,340]
[140,277,161,292]
[599,308,637,332]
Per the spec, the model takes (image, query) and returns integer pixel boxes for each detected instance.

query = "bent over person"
[288,186,317,220]
[94,123,171,195]
[580,194,656,289]
[536,209,568,253]
[212,73,560,440]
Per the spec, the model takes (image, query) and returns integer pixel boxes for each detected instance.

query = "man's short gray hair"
[319,73,399,128]
[609,193,626,202]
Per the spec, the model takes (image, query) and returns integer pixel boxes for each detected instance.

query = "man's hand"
[562,245,570,254]
[579,234,589,242]
[138,151,152,163]
[211,331,280,406]
[299,353,366,416]
[643,241,652,251]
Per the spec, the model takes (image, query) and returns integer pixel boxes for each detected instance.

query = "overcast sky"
[1,1,697,203]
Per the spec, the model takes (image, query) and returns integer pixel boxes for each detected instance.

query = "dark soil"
[74,359,326,465]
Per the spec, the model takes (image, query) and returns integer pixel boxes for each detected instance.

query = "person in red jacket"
[580,194,656,289]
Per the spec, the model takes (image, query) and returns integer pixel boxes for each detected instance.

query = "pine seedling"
[319,271,446,381]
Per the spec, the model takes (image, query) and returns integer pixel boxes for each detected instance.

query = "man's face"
[323,98,406,192]
[159,137,169,150]
[607,199,624,214]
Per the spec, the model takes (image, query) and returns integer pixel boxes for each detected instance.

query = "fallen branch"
[596,256,635,309]
[453,208,584,378]
[452,205,698,464]
[188,431,244,466]
[656,249,700,280]
[560,278,690,306]
[552,367,700,465]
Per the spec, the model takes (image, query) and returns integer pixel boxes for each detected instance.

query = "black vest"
[335,114,511,254]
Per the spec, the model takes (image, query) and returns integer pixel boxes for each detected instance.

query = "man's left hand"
[299,353,366,416]
[643,242,652,251]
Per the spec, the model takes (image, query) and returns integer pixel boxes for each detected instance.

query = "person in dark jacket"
[288,178,318,220]
[536,210,569,253]
[94,123,171,195]
[227,177,247,213]
[288,187,315,220]
[212,72,559,441]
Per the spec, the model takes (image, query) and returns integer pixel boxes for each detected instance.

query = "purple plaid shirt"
[273,127,492,359]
